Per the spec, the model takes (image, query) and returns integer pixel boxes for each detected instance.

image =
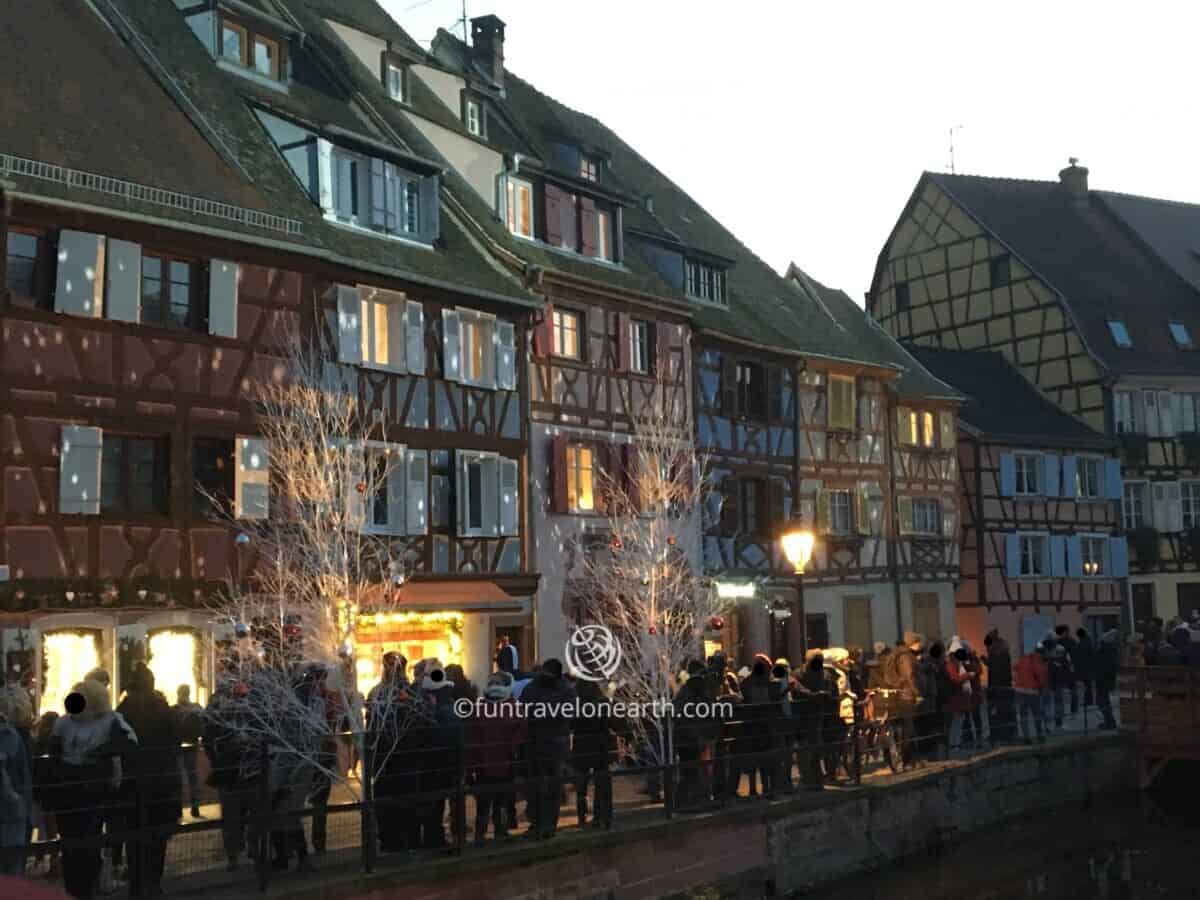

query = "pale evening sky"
[382,0,1200,304]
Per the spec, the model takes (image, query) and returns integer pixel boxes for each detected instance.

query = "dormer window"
[219,16,285,82]
[685,259,726,305]
[580,156,599,182]
[386,62,408,103]
[502,176,534,238]
[330,147,431,240]
[465,98,483,137]
[1107,319,1133,349]
[1170,322,1193,348]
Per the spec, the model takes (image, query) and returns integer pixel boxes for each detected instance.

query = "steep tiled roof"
[787,265,961,402]
[1096,190,1200,296]
[926,171,1200,377]
[906,346,1110,448]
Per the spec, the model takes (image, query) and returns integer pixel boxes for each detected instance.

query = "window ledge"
[216,57,290,94]
[324,216,435,250]
[537,240,625,271]
[685,295,729,310]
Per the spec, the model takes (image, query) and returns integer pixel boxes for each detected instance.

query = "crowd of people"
[1131,612,1200,667]
[0,620,1153,898]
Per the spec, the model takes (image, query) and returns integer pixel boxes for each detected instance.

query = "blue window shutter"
[1043,454,1059,497]
[370,158,387,228]
[1104,458,1123,500]
[1060,456,1077,499]
[441,308,461,382]
[335,155,355,219]
[419,174,440,242]
[1066,535,1083,578]
[999,453,1016,497]
[1109,537,1129,578]
[1049,535,1067,577]
[1005,533,1020,577]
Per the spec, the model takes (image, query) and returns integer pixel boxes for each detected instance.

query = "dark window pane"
[101,440,123,513]
[193,438,233,517]
[169,280,191,328]
[369,454,388,527]
[6,232,39,295]
[467,462,483,529]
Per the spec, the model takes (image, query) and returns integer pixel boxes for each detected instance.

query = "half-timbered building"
[0,0,540,705]
[910,348,1125,652]
[868,162,1200,630]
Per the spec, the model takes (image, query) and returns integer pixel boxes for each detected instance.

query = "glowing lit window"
[147,629,205,706]
[40,630,102,714]
[566,444,594,512]
[357,288,404,371]
[504,177,533,238]
[552,308,581,359]
[459,311,495,386]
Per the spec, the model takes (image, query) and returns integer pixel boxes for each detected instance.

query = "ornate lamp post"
[780,515,816,655]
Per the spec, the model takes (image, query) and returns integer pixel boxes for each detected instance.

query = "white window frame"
[1107,319,1133,349]
[504,176,534,239]
[386,63,407,102]
[566,443,595,513]
[1178,393,1199,434]
[911,498,941,535]
[1018,532,1049,578]
[595,209,613,261]
[457,449,497,537]
[1113,391,1138,434]
[1123,480,1148,531]
[465,98,483,136]
[580,156,599,182]
[1183,480,1200,530]
[828,489,852,535]
[1014,452,1042,496]
[1077,456,1102,500]
[360,440,405,536]
[630,319,651,374]
[458,308,496,387]
[357,287,405,372]
[552,308,582,359]
[331,147,366,226]
[1080,534,1107,578]
[684,259,726,305]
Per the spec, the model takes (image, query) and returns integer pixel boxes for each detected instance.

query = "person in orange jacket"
[1013,642,1049,744]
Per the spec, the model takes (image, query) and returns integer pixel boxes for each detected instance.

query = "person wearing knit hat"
[471,671,523,844]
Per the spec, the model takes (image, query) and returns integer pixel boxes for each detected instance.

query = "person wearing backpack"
[884,633,923,764]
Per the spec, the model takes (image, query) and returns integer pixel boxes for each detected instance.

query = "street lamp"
[780,515,816,656]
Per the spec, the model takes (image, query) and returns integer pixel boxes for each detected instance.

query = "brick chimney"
[1058,158,1089,206]
[470,14,505,88]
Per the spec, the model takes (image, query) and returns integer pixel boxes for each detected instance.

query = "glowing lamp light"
[780,516,816,575]
[714,581,756,600]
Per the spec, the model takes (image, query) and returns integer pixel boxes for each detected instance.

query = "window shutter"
[561,192,578,252]
[235,436,270,520]
[482,455,500,536]
[385,165,401,233]
[1049,535,1067,577]
[441,308,461,381]
[1109,537,1129,578]
[1043,454,1060,497]
[1167,481,1183,532]
[1060,456,1078,499]
[616,312,631,371]
[499,457,519,536]
[54,230,106,317]
[316,139,335,211]
[405,300,425,375]
[1004,534,1020,578]
[533,305,553,357]
[104,238,141,323]
[1152,482,1169,532]
[1172,394,1185,434]
[854,482,870,536]
[58,425,102,515]
[940,500,954,539]
[544,184,564,247]
[579,197,598,257]
[388,293,408,372]
[336,285,363,365]
[766,477,786,536]
[999,453,1016,497]
[1066,535,1083,578]
[1103,458,1122,500]
[209,259,239,339]
[622,443,641,513]
[495,320,516,390]
[344,443,366,531]
[719,476,739,534]
[335,155,355,219]
[419,174,440,241]
[405,448,428,535]
[370,158,388,228]
[721,355,738,415]
[1144,390,1160,436]
[767,366,783,421]
[895,406,911,444]
[896,496,913,535]
[455,452,469,536]
[815,487,831,534]
[386,446,406,535]
[938,411,956,449]
[1158,391,1175,436]
[550,435,569,514]
[655,322,669,379]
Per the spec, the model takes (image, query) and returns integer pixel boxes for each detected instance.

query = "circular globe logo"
[565,624,622,682]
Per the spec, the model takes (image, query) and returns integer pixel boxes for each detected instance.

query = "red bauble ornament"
[667,535,677,546]
[610,538,623,551]
[709,615,725,631]
[648,625,657,635]
[356,482,368,494]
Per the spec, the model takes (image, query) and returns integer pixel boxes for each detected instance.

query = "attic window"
[580,156,599,182]
[219,16,284,82]
[386,63,408,103]
[685,259,726,306]
[894,281,910,312]
[1107,319,1133,349]
[989,254,1011,288]
[1170,322,1193,348]
[465,98,483,137]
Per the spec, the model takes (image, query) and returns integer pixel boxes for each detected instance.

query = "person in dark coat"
[1094,630,1121,729]
[983,630,1015,742]
[366,654,424,854]
[414,663,461,850]
[519,660,575,839]
[794,652,837,785]
[172,685,205,820]
[470,672,525,843]
[571,677,613,826]
[116,664,181,900]
[203,681,261,871]
[1071,628,1096,711]
[738,659,775,796]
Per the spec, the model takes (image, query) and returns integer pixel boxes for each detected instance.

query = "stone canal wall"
[272,736,1132,900]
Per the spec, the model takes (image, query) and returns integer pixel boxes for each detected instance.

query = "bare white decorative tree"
[201,313,419,798]
[577,374,726,767]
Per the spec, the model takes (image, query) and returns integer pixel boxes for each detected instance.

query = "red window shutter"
[622,443,640,513]
[533,304,554,357]
[544,185,564,247]
[561,192,578,251]
[617,312,631,371]
[550,434,569,513]
[579,197,598,257]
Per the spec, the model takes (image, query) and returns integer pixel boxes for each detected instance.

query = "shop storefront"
[354,610,465,696]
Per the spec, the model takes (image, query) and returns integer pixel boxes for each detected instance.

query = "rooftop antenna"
[948,125,964,174]
[461,0,468,42]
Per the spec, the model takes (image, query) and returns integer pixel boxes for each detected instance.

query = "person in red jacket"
[1013,643,1049,744]
[470,672,526,844]
[944,640,974,753]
